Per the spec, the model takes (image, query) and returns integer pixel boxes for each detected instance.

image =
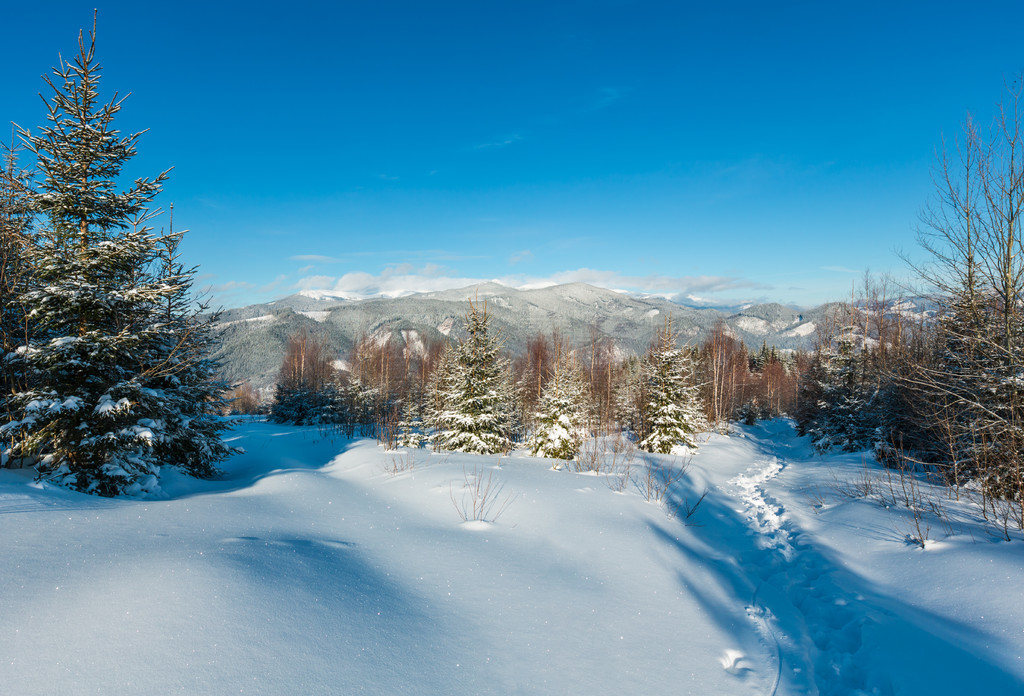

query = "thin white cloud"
[291,254,341,263]
[297,274,338,289]
[588,86,625,111]
[294,266,771,305]
[259,274,289,294]
[202,279,259,307]
[504,268,767,296]
[509,250,533,264]
[195,197,225,210]
[297,265,487,299]
[206,280,254,293]
[473,134,523,150]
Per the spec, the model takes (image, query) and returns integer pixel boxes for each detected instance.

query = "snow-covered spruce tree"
[425,342,457,448]
[393,377,427,449]
[432,300,515,454]
[396,396,427,449]
[913,298,1000,479]
[343,375,381,433]
[615,355,646,437]
[529,350,588,462]
[0,24,233,494]
[804,339,880,452]
[496,364,524,445]
[638,318,703,454]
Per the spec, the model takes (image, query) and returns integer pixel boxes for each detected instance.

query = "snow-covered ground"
[2,420,1022,695]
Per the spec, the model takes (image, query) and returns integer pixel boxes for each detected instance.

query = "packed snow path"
[700,420,1024,695]
[2,419,1024,695]
[730,446,875,694]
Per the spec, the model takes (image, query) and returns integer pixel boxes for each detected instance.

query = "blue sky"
[4,0,1024,308]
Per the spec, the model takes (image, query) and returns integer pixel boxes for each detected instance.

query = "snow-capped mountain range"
[211,281,926,392]
[285,282,755,312]
[212,282,825,391]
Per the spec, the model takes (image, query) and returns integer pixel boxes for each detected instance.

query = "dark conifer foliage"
[799,339,881,452]
[0,21,233,494]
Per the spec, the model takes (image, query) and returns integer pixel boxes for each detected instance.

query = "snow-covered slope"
[2,420,1020,694]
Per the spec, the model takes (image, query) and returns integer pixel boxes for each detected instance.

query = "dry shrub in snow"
[450,463,516,523]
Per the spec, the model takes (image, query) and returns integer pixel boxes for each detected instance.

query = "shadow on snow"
[656,420,1024,695]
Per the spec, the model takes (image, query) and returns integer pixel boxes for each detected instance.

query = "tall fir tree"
[528,350,589,462]
[426,342,456,447]
[431,300,515,454]
[396,393,427,449]
[615,355,647,438]
[638,318,703,454]
[0,21,233,494]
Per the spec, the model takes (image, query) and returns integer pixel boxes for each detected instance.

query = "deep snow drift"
[2,420,1022,695]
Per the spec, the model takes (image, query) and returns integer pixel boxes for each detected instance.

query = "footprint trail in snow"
[729,451,890,696]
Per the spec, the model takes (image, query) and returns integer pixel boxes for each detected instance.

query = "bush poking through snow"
[395,399,428,450]
[632,455,689,504]
[382,451,417,476]
[576,431,638,490]
[823,454,969,547]
[827,457,883,502]
[450,463,516,523]
[673,487,709,526]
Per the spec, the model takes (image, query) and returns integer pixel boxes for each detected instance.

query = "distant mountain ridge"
[211,282,864,393]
